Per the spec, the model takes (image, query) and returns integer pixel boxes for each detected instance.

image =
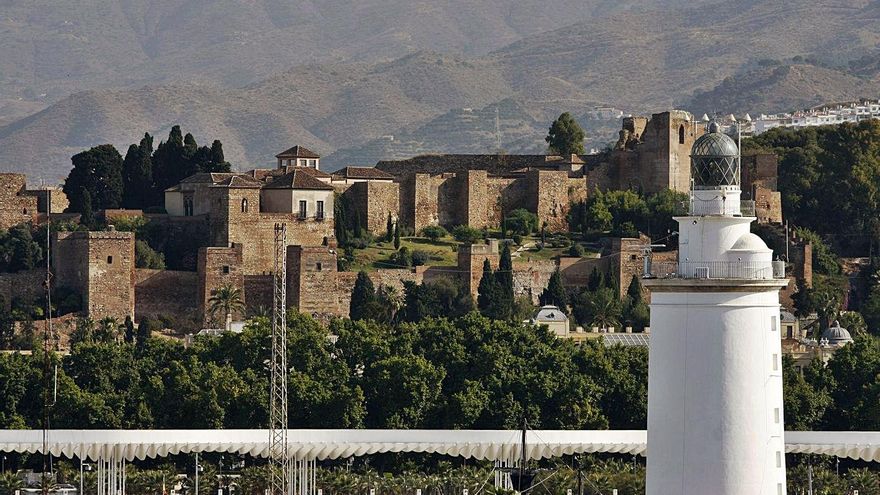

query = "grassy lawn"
[349,236,459,272]
[349,234,598,271]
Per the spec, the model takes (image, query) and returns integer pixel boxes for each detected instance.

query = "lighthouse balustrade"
[645,260,786,280]
[687,199,756,216]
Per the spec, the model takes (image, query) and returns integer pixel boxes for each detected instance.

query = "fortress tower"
[643,122,788,494]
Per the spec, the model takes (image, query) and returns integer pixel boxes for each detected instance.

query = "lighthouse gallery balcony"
[645,260,786,280]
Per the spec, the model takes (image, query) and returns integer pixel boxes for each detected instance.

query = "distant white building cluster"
[751,99,880,135]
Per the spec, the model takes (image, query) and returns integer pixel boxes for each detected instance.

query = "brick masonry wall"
[531,170,584,232]
[197,245,245,325]
[244,274,274,314]
[344,181,400,234]
[134,269,198,321]
[0,174,38,229]
[512,259,556,304]
[53,230,135,322]
[0,269,44,309]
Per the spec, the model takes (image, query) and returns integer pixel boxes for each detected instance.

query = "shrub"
[512,234,523,245]
[568,244,585,257]
[411,250,431,266]
[421,225,448,242]
[390,247,412,267]
[451,225,484,244]
[505,209,539,236]
[135,240,166,269]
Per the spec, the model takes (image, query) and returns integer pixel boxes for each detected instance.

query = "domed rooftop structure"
[691,121,740,189]
[730,232,770,251]
[821,320,853,346]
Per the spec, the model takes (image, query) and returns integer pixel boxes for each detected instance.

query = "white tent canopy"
[1,430,878,463]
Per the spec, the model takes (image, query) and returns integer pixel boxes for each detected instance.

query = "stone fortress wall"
[0,110,797,331]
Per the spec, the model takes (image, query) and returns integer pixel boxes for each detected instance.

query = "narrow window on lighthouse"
[772,354,779,371]
[771,315,777,332]
[777,483,783,495]
[774,408,780,423]
[776,451,782,467]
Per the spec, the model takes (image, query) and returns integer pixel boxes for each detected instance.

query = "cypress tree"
[393,222,401,250]
[386,213,394,242]
[587,267,604,292]
[152,126,187,191]
[123,316,136,343]
[122,133,154,209]
[495,243,514,319]
[539,268,568,312]
[209,140,231,172]
[349,271,376,321]
[80,189,95,229]
[477,259,497,316]
[626,275,643,303]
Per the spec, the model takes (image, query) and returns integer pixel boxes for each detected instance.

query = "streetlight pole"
[195,453,199,495]
[2,454,6,474]
[80,458,83,495]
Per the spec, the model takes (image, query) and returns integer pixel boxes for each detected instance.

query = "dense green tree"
[362,354,445,428]
[393,222,401,250]
[123,316,136,344]
[545,112,585,156]
[587,267,604,292]
[349,272,376,321]
[0,224,42,273]
[782,356,831,430]
[209,140,230,172]
[121,133,155,209]
[420,225,447,242]
[134,240,166,269]
[539,268,568,312]
[794,227,840,275]
[402,278,474,322]
[64,144,124,213]
[450,225,484,244]
[152,126,187,192]
[505,209,538,236]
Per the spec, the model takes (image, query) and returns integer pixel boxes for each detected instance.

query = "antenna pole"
[269,223,290,495]
[42,180,53,495]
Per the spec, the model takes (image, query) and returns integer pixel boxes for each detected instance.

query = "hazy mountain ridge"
[3,0,880,180]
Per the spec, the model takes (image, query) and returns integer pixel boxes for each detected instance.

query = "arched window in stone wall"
[241,198,249,213]
[679,124,686,144]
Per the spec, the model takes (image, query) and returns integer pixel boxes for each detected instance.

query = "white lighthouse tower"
[643,122,789,495]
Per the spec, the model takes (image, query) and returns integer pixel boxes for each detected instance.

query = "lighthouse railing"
[687,199,756,217]
[645,260,786,280]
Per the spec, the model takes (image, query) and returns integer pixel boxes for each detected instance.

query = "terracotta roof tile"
[264,170,334,190]
[276,145,320,159]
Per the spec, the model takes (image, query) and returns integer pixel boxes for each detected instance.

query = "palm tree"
[208,284,246,332]
[97,316,119,343]
[0,473,24,495]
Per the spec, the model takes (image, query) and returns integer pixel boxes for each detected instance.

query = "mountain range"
[2,0,880,181]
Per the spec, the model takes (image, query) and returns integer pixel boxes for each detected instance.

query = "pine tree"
[545,112,586,156]
[349,271,376,321]
[386,213,394,242]
[80,189,95,229]
[539,268,568,312]
[477,259,498,315]
[393,222,401,250]
[494,243,514,320]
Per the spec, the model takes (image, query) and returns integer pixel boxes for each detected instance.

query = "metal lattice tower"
[269,223,290,495]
